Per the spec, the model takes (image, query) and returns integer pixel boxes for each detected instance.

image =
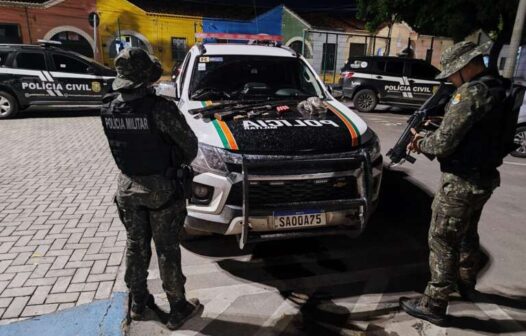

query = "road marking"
[475,302,524,330]
[253,299,299,336]
[184,283,274,336]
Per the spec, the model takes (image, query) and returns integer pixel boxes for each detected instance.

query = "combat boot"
[129,293,155,321]
[166,298,202,330]
[457,282,478,301]
[399,295,447,326]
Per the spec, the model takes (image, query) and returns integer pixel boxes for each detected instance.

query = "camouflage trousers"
[115,176,187,304]
[424,172,499,302]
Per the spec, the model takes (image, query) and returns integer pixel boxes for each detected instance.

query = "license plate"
[273,210,326,230]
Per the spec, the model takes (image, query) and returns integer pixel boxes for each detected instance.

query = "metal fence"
[303,29,391,84]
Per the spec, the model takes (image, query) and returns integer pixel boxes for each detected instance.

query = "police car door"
[49,53,102,102]
[381,59,411,104]
[12,51,58,104]
[407,61,441,104]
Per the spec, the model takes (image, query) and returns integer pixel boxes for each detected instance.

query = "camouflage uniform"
[103,48,198,306]
[417,41,502,302]
[115,98,198,303]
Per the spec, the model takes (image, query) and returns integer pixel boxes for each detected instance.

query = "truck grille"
[226,176,358,208]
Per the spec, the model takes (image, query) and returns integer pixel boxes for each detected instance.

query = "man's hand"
[407,128,424,153]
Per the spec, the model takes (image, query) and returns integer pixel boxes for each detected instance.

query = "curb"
[0,292,128,336]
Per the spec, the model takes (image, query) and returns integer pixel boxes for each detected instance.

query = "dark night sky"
[178,0,358,12]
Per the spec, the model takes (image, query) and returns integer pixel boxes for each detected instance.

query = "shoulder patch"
[451,93,462,105]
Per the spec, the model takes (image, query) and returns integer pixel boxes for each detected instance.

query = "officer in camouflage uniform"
[100,48,200,330]
[400,41,510,325]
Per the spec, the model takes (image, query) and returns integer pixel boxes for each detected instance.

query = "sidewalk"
[0,113,126,324]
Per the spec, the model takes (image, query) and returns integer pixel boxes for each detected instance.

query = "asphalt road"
[129,107,526,336]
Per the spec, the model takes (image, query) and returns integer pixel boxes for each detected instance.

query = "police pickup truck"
[169,42,383,249]
[0,40,115,119]
[340,56,442,112]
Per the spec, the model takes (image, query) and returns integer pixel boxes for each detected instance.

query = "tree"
[356,0,520,70]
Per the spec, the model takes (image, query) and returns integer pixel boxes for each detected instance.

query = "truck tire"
[0,91,19,119]
[353,89,378,113]
[511,126,526,158]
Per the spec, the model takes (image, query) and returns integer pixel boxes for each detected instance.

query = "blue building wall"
[202,5,283,36]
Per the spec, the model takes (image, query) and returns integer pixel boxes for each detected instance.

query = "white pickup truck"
[167,43,383,248]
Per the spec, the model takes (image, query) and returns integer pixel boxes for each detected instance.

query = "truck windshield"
[189,55,325,101]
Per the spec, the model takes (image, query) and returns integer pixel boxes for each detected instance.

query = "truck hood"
[182,99,371,155]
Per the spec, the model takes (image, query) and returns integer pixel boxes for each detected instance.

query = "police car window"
[189,55,325,101]
[52,55,90,73]
[410,62,439,79]
[375,61,386,72]
[15,52,46,70]
[384,61,404,76]
[0,52,8,66]
[179,53,191,91]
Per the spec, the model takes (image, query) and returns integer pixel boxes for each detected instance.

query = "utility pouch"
[176,165,194,200]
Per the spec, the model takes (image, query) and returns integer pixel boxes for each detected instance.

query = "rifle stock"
[386,83,454,165]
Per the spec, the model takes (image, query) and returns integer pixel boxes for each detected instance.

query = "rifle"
[386,83,455,165]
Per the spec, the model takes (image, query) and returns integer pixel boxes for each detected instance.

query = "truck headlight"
[191,143,228,174]
[365,134,381,161]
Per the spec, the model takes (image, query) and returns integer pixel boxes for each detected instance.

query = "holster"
[177,164,194,200]
[166,165,194,201]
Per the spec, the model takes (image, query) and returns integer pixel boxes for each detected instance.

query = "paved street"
[0,110,126,324]
[130,107,526,335]
[0,107,525,335]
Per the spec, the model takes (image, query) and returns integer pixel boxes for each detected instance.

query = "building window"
[0,24,22,44]
[171,37,187,62]
[15,52,47,70]
[322,43,336,71]
[349,43,366,57]
[109,35,149,58]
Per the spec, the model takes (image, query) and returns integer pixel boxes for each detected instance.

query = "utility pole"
[503,0,526,79]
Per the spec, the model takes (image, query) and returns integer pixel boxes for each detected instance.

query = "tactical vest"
[439,75,509,177]
[101,93,173,176]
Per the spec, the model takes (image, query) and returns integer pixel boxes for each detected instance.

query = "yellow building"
[96,0,202,73]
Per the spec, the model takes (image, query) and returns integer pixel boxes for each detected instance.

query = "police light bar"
[37,39,62,47]
[195,33,283,42]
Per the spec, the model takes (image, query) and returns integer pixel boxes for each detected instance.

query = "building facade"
[1,1,469,79]
[0,0,97,58]
[376,22,454,69]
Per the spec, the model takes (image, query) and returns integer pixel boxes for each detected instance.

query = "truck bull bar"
[238,150,373,249]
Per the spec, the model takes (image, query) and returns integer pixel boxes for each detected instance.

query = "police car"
[0,40,115,119]
[340,56,442,112]
[170,41,383,249]
[513,80,526,158]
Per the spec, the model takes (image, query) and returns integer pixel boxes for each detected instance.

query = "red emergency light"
[341,71,354,79]
[195,32,283,42]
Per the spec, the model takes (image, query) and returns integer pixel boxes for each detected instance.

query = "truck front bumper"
[186,152,383,248]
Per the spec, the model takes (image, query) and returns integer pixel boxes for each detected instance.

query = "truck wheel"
[353,89,378,112]
[0,91,19,119]
[511,126,526,158]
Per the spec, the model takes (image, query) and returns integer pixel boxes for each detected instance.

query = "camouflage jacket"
[418,79,493,157]
[116,89,198,193]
